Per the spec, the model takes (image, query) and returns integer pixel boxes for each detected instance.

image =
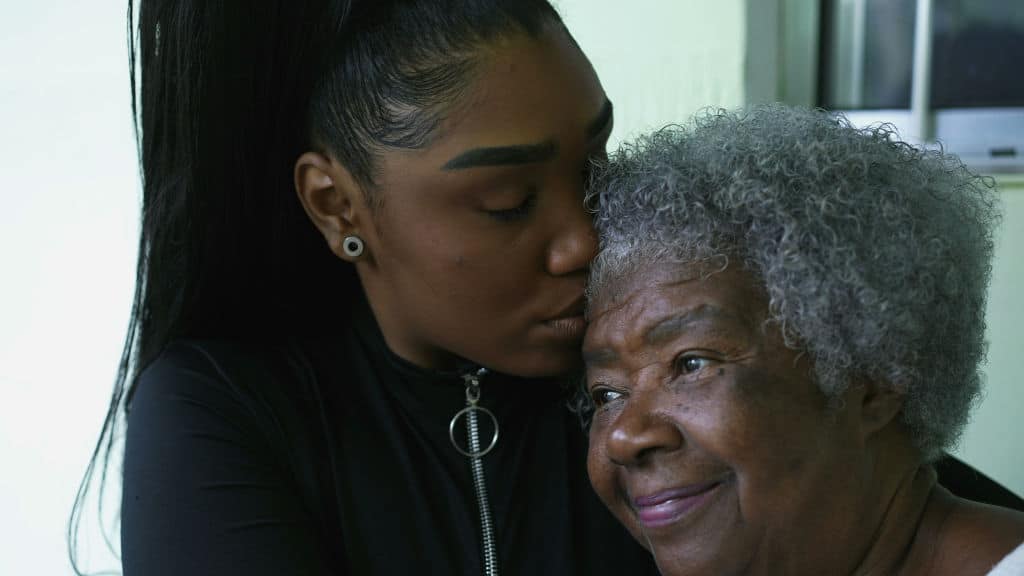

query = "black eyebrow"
[441,140,558,171]
[586,99,614,142]
[441,99,613,171]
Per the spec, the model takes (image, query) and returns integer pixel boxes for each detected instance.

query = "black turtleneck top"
[120,300,660,575]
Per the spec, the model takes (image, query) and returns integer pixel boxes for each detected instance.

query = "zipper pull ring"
[449,368,499,458]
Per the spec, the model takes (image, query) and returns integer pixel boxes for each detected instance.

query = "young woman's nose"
[546,195,598,276]
[604,392,684,467]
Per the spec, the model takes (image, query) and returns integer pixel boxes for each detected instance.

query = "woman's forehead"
[584,261,765,352]
[429,29,606,154]
[588,259,732,315]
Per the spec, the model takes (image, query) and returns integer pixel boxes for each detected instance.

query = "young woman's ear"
[294,151,371,263]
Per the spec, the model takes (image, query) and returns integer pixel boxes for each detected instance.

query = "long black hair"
[69,1,564,572]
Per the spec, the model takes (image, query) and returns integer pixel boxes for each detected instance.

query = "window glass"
[821,0,1024,110]
[932,0,1024,108]
[822,0,916,109]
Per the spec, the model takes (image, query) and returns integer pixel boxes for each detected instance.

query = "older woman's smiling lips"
[631,478,728,529]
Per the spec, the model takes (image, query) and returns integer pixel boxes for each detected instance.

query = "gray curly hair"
[586,105,1001,460]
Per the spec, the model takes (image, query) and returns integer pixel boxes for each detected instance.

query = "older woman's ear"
[850,380,905,439]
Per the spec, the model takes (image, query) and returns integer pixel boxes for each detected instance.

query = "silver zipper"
[449,368,500,576]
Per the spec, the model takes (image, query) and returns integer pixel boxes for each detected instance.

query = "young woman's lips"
[544,297,587,339]
[543,315,587,339]
[631,480,724,528]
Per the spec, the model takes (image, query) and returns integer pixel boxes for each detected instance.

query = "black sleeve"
[121,343,333,576]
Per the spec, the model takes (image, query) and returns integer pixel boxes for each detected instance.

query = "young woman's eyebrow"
[441,140,558,170]
[441,99,612,171]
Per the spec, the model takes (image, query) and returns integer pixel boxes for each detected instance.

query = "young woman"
[70,1,659,574]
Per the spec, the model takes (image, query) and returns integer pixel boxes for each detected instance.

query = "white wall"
[0,2,137,574]
[557,0,747,148]
[953,177,1024,494]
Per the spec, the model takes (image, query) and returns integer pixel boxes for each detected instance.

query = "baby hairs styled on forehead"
[587,105,1001,461]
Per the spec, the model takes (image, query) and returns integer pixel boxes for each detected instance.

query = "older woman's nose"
[605,395,684,467]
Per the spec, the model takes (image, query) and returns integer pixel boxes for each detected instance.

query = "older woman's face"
[583,261,868,575]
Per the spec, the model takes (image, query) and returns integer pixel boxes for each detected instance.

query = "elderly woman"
[582,106,1024,575]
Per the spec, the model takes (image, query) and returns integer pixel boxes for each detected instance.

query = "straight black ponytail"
[69,3,357,572]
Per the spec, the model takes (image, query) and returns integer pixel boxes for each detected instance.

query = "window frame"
[747,0,1024,174]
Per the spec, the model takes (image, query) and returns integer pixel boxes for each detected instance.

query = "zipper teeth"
[466,408,499,576]
[462,379,497,573]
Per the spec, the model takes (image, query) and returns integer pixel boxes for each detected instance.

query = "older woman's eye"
[675,355,714,375]
[589,387,624,408]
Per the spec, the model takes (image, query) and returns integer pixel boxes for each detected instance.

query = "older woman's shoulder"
[987,541,1024,576]
[926,487,1024,575]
